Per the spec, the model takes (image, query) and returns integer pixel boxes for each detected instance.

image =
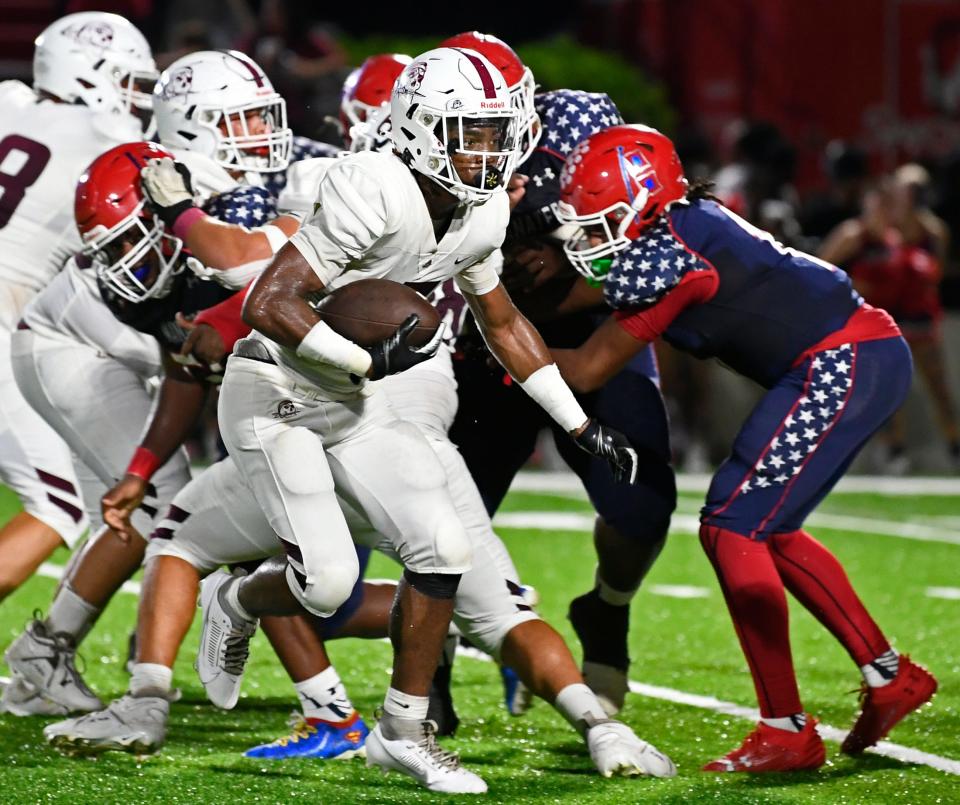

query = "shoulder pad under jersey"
[603,216,706,310]
[263,135,340,196]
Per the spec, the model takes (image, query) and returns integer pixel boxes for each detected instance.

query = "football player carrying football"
[203,47,663,793]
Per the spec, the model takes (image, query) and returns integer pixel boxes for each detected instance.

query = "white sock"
[295,666,355,723]
[862,649,899,687]
[222,575,255,622]
[595,569,636,607]
[129,662,173,698]
[761,713,807,733]
[383,686,429,721]
[46,584,100,642]
[554,683,609,735]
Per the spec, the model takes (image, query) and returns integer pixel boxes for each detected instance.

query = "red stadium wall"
[583,0,960,189]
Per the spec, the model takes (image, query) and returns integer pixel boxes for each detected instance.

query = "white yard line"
[453,645,959,775]
[513,470,960,497]
[627,680,960,776]
[18,564,957,774]
[37,563,141,595]
[493,509,960,546]
[926,587,960,600]
[648,584,710,599]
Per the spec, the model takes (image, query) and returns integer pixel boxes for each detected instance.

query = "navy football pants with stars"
[702,336,913,540]
[699,336,911,718]
[449,349,676,545]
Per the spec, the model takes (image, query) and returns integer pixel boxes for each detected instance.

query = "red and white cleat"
[702,717,825,773]
[842,656,937,756]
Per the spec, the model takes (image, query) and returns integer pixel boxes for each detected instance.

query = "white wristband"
[296,320,372,377]
[259,223,290,254]
[519,363,588,433]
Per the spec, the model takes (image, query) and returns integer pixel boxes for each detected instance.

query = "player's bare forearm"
[138,354,209,465]
[243,240,325,347]
[556,279,605,317]
[553,315,647,393]
[466,283,553,382]
[186,215,299,268]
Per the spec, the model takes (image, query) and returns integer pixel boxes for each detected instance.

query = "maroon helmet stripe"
[458,50,497,99]
[230,52,265,88]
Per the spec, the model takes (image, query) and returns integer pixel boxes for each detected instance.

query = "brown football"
[312,278,441,348]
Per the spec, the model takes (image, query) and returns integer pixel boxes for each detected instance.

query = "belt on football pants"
[233,338,277,365]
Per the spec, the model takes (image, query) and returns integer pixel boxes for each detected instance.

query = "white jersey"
[276,156,335,219]
[0,81,141,314]
[258,150,506,395]
[22,257,161,378]
[20,148,242,373]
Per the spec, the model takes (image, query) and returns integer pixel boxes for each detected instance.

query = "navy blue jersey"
[262,135,339,197]
[606,199,868,387]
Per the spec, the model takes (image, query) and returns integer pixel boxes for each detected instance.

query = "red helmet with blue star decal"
[557,124,687,280]
[75,141,185,302]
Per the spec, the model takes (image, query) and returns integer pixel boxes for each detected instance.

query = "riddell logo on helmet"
[479,100,506,109]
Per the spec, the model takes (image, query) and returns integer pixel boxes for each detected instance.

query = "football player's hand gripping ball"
[574,420,639,484]
[366,314,444,380]
[140,157,196,227]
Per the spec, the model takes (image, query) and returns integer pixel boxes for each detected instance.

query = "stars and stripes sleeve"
[604,216,718,341]
[201,186,278,227]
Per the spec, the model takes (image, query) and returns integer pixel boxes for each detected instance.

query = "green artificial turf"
[0,480,957,803]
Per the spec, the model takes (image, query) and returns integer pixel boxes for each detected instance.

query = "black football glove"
[140,157,196,228]
[573,419,639,484]
[367,314,444,381]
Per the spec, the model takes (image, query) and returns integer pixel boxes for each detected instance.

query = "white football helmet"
[347,103,394,154]
[33,12,157,129]
[390,47,520,205]
[153,50,292,174]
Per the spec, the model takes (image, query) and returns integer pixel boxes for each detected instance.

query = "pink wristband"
[172,207,207,240]
[126,446,161,481]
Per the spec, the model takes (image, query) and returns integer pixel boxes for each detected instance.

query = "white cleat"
[196,569,258,710]
[587,720,677,778]
[365,720,487,794]
[0,675,69,717]
[4,616,102,714]
[44,694,169,756]
[582,661,629,717]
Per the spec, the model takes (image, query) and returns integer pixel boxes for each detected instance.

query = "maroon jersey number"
[0,135,52,229]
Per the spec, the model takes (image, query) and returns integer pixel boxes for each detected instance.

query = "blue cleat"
[244,711,369,760]
[501,666,534,716]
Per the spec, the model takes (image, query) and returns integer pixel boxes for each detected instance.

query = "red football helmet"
[339,53,412,146]
[75,141,185,302]
[439,31,540,164]
[557,124,687,280]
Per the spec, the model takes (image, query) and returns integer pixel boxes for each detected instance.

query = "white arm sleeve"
[455,248,503,297]
[288,160,391,286]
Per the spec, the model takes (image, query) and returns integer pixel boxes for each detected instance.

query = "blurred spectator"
[799,140,870,248]
[820,167,960,472]
[713,120,798,224]
[235,0,348,139]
